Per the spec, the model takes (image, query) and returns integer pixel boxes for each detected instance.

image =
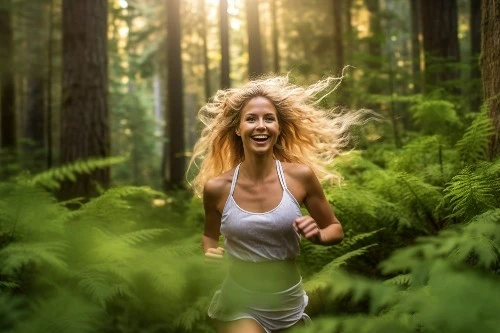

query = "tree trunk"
[220,0,230,88]
[23,1,46,171]
[200,0,211,101]
[470,0,482,112]
[270,0,280,73]
[481,0,500,159]
[410,0,423,93]
[345,0,353,60]
[420,0,460,91]
[246,0,264,78]
[164,0,185,190]
[46,0,55,168]
[0,2,16,152]
[60,0,109,199]
[332,0,344,73]
[365,0,383,93]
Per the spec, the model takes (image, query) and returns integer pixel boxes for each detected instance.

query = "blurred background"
[0,0,499,332]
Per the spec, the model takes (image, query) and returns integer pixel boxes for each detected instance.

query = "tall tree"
[365,0,383,94]
[60,0,110,199]
[220,0,230,88]
[481,0,500,159]
[410,0,422,93]
[420,0,460,91]
[163,0,185,190]
[199,0,211,100]
[0,0,16,152]
[270,0,280,73]
[470,0,482,111]
[246,0,264,78]
[23,0,46,170]
[332,0,344,73]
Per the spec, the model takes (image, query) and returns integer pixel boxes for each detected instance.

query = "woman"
[189,75,359,333]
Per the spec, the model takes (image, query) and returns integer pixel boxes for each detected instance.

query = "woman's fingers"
[294,216,321,243]
[205,247,225,259]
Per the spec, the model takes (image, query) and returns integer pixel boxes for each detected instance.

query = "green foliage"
[29,156,127,190]
[410,100,460,135]
[443,161,500,221]
[455,110,495,165]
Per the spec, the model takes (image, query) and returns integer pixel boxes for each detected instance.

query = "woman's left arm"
[293,166,343,246]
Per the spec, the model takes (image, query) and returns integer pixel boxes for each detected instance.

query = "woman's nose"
[256,118,265,129]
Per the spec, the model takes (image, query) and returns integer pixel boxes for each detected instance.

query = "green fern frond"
[383,274,412,286]
[0,280,20,289]
[173,296,210,330]
[410,100,460,135]
[444,166,497,221]
[455,111,494,164]
[0,241,68,275]
[29,156,127,190]
[118,228,167,246]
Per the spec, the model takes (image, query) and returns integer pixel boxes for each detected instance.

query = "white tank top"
[220,160,302,262]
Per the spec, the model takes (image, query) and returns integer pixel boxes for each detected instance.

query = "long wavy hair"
[188,74,362,197]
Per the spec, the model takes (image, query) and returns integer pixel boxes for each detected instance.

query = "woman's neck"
[240,154,276,181]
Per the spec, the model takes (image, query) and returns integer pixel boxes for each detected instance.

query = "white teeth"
[253,135,269,139]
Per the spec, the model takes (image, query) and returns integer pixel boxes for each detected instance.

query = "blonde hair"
[188,73,362,197]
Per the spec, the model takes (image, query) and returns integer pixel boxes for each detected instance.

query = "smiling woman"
[188,75,361,333]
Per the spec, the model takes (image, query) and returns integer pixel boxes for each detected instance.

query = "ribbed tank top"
[220,160,302,262]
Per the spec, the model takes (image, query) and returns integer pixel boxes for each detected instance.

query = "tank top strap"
[276,160,288,190]
[229,164,241,196]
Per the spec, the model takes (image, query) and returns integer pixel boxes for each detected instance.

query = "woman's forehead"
[241,96,277,114]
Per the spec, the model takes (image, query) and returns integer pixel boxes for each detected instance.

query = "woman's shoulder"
[203,168,235,200]
[280,161,315,181]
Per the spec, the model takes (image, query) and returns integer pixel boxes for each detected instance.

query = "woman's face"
[236,96,280,156]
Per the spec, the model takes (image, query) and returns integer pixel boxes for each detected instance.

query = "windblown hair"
[188,74,363,197]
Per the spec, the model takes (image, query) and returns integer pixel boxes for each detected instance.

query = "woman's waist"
[227,257,301,292]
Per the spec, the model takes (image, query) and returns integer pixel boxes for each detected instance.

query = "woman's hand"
[205,246,225,259]
[293,216,322,244]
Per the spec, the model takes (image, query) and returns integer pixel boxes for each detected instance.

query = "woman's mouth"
[251,135,270,143]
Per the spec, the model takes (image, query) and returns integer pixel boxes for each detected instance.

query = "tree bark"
[0,1,16,151]
[246,0,264,78]
[481,0,500,159]
[270,0,280,73]
[410,0,423,93]
[332,0,344,73]
[200,0,211,100]
[470,0,482,111]
[23,0,46,171]
[220,0,230,88]
[420,0,460,90]
[60,0,109,199]
[164,0,185,190]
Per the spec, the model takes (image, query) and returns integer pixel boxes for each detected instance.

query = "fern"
[29,156,127,190]
[0,241,68,276]
[444,165,497,221]
[455,110,494,165]
[410,100,460,135]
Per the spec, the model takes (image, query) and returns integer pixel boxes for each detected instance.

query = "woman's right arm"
[202,179,225,258]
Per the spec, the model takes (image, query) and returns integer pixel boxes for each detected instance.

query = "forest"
[0,0,499,332]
